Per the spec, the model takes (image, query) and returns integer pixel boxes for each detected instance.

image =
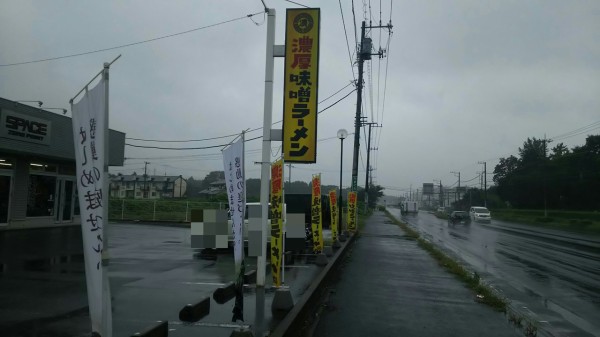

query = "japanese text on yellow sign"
[283,8,320,163]
[347,191,357,232]
[311,174,323,253]
[329,190,338,242]
[270,159,284,286]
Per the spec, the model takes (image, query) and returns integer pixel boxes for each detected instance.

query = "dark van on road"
[448,211,471,225]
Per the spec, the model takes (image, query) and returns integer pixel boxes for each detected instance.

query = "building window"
[27,175,56,217]
[151,192,156,197]
[74,187,80,216]
[29,163,57,173]
[58,164,76,175]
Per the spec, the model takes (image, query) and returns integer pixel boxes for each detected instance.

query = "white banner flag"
[223,137,246,270]
[71,77,111,336]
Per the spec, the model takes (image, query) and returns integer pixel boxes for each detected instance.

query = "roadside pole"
[258,7,275,288]
[256,8,276,337]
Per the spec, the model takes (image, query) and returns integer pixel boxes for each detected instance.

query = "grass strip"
[491,211,600,235]
[383,210,543,336]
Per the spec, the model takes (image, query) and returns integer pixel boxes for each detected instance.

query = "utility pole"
[440,181,443,207]
[351,21,391,193]
[478,162,487,207]
[451,171,460,205]
[363,122,380,210]
[143,161,149,199]
[543,134,552,217]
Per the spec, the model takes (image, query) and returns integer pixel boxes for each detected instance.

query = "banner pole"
[70,55,121,104]
[102,62,113,337]
[281,154,286,285]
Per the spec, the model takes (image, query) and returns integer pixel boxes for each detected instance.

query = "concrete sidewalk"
[314,211,519,337]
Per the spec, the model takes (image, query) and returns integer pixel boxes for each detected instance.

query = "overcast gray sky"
[1,1,599,196]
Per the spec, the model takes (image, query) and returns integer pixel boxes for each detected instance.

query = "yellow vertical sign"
[311,174,323,253]
[270,159,284,287]
[347,191,357,232]
[329,189,338,242]
[283,8,320,163]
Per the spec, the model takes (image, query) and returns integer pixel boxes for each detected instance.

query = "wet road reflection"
[0,223,322,336]
[388,208,600,336]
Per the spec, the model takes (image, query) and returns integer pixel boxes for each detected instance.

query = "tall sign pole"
[256,8,276,337]
[258,8,276,288]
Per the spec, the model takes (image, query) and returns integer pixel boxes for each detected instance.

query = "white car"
[469,206,491,223]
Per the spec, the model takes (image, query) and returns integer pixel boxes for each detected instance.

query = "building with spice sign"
[0,97,125,229]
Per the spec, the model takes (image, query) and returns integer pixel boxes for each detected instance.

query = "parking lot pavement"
[0,223,324,336]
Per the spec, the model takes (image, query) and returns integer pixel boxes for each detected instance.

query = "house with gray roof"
[110,173,186,199]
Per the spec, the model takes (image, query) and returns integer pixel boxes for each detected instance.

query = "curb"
[269,233,357,337]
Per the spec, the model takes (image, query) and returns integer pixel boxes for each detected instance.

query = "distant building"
[109,174,186,199]
[198,179,226,196]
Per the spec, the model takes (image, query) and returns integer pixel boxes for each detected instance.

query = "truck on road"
[402,201,419,214]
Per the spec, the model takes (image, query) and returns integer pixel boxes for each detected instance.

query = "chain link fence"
[108,199,226,222]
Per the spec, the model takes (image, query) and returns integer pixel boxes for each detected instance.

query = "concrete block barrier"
[131,320,168,337]
[179,297,210,322]
[244,269,257,284]
[230,329,254,337]
[213,281,236,304]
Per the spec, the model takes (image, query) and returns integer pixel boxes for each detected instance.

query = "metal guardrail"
[108,199,227,222]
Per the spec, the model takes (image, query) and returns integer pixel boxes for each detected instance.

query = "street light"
[15,100,43,107]
[337,129,348,242]
[44,107,68,115]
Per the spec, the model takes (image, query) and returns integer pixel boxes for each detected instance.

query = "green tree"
[550,142,570,159]
[200,171,225,191]
[185,176,202,198]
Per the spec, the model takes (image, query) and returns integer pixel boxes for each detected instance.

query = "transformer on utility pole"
[350,20,392,194]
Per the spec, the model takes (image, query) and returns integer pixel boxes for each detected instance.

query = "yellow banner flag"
[283,8,321,163]
[311,174,323,253]
[329,189,338,242]
[347,191,357,232]
[270,159,284,287]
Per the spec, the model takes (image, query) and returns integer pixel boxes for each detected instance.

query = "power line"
[126,132,240,143]
[550,121,600,141]
[351,0,359,54]
[317,88,357,115]
[125,135,262,150]
[284,0,309,8]
[339,0,357,82]
[124,88,357,151]
[0,11,264,67]
[126,82,354,143]
[319,81,355,104]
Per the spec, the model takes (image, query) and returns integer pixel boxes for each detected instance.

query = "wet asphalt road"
[0,223,322,337]
[389,208,600,337]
